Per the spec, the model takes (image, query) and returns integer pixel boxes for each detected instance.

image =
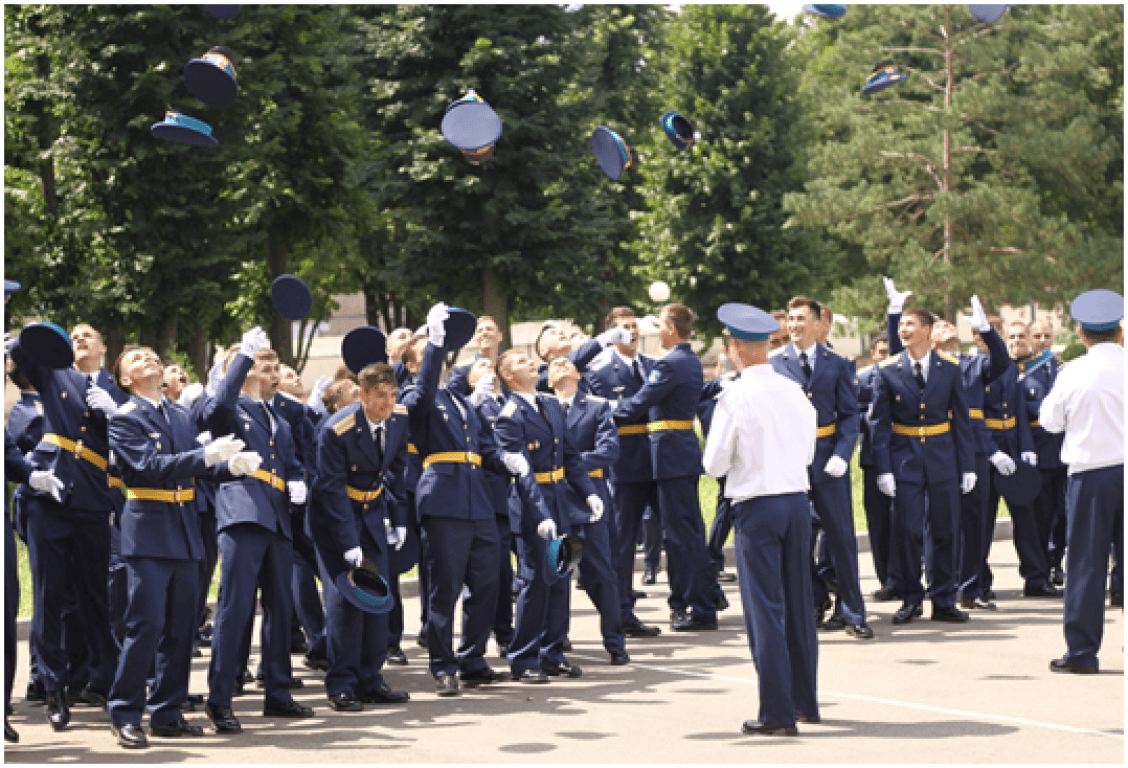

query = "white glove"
[883,276,913,314]
[596,327,631,347]
[343,547,364,569]
[960,472,977,494]
[178,382,204,408]
[240,326,269,358]
[196,430,213,446]
[469,373,496,407]
[394,526,407,551]
[989,450,1016,476]
[204,434,244,467]
[205,354,226,398]
[4,332,14,356]
[29,470,64,503]
[307,375,331,414]
[586,494,604,523]
[824,455,848,478]
[1021,451,1037,467]
[384,518,400,547]
[426,302,449,348]
[227,451,263,477]
[537,518,558,540]
[288,479,307,505]
[86,385,119,417]
[969,295,991,333]
[503,452,530,477]
[877,473,897,498]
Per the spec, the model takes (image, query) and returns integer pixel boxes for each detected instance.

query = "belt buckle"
[74,440,84,460]
[465,451,473,463]
[918,426,926,437]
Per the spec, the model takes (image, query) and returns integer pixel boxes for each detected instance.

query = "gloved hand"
[960,472,977,494]
[205,354,226,398]
[469,373,496,407]
[883,276,913,314]
[969,295,991,333]
[288,479,307,506]
[384,519,400,548]
[537,518,558,540]
[877,473,897,498]
[4,332,14,357]
[343,547,364,569]
[204,434,245,467]
[426,302,450,348]
[596,327,631,347]
[824,455,848,478]
[586,494,604,523]
[989,451,1016,476]
[196,430,213,446]
[307,375,332,415]
[394,526,407,551]
[29,470,64,503]
[240,326,269,358]
[86,384,119,417]
[503,452,530,477]
[227,451,263,477]
[178,382,204,408]
[1020,452,1037,467]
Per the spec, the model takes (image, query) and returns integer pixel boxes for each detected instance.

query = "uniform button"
[919,415,924,421]
[84,411,90,417]
[920,403,925,409]
[270,440,275,447]
[61,392,67,399]
[352,465,357,472]
[271,454,276,460]
[807,392,813,398]
[80,425,87,432]
[466,437,471,443]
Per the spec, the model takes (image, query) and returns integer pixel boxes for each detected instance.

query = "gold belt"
[617,425,648,436]
[248,469,287,493]
[535,468,565,484]
[985,416,1016,430]
[816,424,837,439]
[648,420,694,433]
[346,485,384,502]
[107,476,123,490]
[1030,420,1040,428]
[407,443,419,455]
[968,408,985,420]
[588,469,604,479]
[43,433,108,471]
[892,422,951,438]
[422,451,482,469]
[126,486,196,504]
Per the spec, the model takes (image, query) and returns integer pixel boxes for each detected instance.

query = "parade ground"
[6,527,1123,765]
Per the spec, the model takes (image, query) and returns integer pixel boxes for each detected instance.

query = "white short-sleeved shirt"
[1038,343,1123,475]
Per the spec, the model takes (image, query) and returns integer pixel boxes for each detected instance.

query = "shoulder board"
[937,353,959,365]
[879,357,900,368]
[393,404,408,416]
[333,414,356,435]
[824,348,846,362]
[588,348,614,371]
[586,394,606,403]
[500,401,518,419]
[34,401,44,415]
[769,345,787,357]
[119,401,137,414]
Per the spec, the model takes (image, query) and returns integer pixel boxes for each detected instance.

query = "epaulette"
[119,401,137,414]
[879,357,900,368]
[393,404,408,416]
[34,401,44,415]
[825,348,847,362]
[333,414,356,435]
[588,348,614,371]
[586,394,607,403]
[500,401,517,419]
[937,353,959,365]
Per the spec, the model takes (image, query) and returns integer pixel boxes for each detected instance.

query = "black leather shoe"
[181,693,205,712]
[513,668,549,684]
[259,677,304,690]
[623,622,661,638]
[931,606,970,623]
[435,674,460,697]
[25,681,46,706]
[4,721,18,743]
[358,683,410,704]
[416,633,429,649]
[1024,583,1062,598]
[562,639,572,651]
[671,615,718,631]
[542,662,582,678]
[820,615,846,631]
[984,589,997,601]
[386,645,408,665]
[873,586,900,602]
[796,713,821,724]
[815,598,833,627]
[959,596,997,611]
[111,723,148,748]
[1049,657,1098,675]
[150,720,204,737]
[742,720,798,736]
[1112,592,1123,608]
[68,684,107,708]
[461,667,509,688]
[610,652,630,666]
[290,639,310,655]
[641,568,658,585]
[192,645,203,658]
[716,593,730,612]
[846,623,874,639]
[716,570,737,583]
[303,653,330,671]
[575,577,586,591]
[45,691,70,730]
[1049,567,1065,587]
[892,603,923,625]
[497,643,510,659]
[670,608,689,623]
[631,589,647,600]
[263,701,314,718]
[204,703,241,734]
[327,692,364,712]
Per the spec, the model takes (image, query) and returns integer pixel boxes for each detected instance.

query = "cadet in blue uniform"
[612,303,719,631]
[447,315,502,397]
[856,332,897,600]
[771,297,870,638]
[1042,290,1123,674]
[393,336,429,659]
[1030,318,1069,584]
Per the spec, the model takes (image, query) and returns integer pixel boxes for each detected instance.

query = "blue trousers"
[290,508,326,658]
[733,493,818,726]
[491,517,515,647]
[508,529,571,675]
[892,478,960,609]
[808,477,866,624]
[706,480,734,573]
[613,481,661,626]
[322,529,389,696]
[107,557,198,728]
[641,504,662,571]
[957,455,990,600]
[575,515,626,655]
[659,476,719,622]
[5,513,17,711]
[1039,467,1069,571]
[195,508,218,636]
[1062,465,1123,668]
[862,466,895,590]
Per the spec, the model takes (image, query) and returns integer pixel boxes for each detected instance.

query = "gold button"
[352,465,357,472]
[920,403,925,409]
[807,392,813,398]
[270,454,276,460]
[919,415,924,420]
[80,426,87,432]
[61,392,67,399]
[84,411,90,417]
[269,440,275,447]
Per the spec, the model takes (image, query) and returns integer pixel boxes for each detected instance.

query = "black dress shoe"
[1049,567,1065,587]
[631,589,647,600]
[497,642,510,659]
[68,684,107,708]
[386,645,408,665]
[892,603,923,625]
[45,691,70,731]
[562,639,572,651]
[263,700,315,718]
[623,622,661,638]
[815,598,833,626]
[416,634,429,649]
[1112,592,1123,608]
[303,653,330,671]
[670,608,689,623]
[259,677,304,690]
[290,639,310,655]
[846,623,874,639]
[671,615,718,631]
[181,693,205,712]
[610,652,630,666]
[327,692,364,712]
[959,596,997,611]
[25,680,46,706]
[716,593,730,611]
[5,721,18,743]
[358,683,411,704]
[795,713,821,724]
[542,661,582,678]
[931,606,970,623]
[150,720,205,737]
[820,615,846,631]
[513,668,549,684]
[641,568,658,586]
[204,703,242,734]
[435,674,460,697]
[460,667,509,688]
[1024,583,1062,598]
[742,720,798,736]
[984,589,997,600]
[575,577,586,591]
[111,723,149,749]
[872,585,900,602]
[1049,657,1098,675]
[192,645,203,658]
[716,570,737,583]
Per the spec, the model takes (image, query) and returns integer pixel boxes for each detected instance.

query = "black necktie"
[373,425,384,464]
[496,394,506,406]
[157,402,168,424]
[536,396,549,424]
[260,402,274,433]
[799,351,812,382]
[631,360,643,386]
[562,401,570,417]
[914,362,926,391]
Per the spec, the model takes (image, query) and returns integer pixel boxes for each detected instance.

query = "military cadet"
[495,347,602,680]
[548,357,630,665]
[199,328,314,732]
[396,335,431,656]
[448,315,502,397]
[768,310,789,351]
[702,355,739,586]
[612,303,720,632]
[533,320,612,394]
[856,331,897,601]
[162,362,189,402]
[703,303,819,737]
[771,297,870,639]
[401,303,509,696]
[309,362,412,710]
[1042,290,1123,674]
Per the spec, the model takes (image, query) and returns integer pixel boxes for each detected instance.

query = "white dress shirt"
[703,364,817,502]
[1039,342,1124,475]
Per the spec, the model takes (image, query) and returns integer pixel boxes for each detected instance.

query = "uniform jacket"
[5,429,32,517]
[272,392,317,476]
[1018,354,1065,470]
[535,338,604,394]
[583,348,656,483]
[8,392,45,455]
[980,328,1034,459]
[474,394,515,519]
[559,392,619,528]
[856,364,879,468]
[396,370,424,493]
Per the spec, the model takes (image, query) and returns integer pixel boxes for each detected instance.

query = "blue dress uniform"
[770,342,865,627]
[401,342,505,681]
[5,430,32,727]
[495,391,598,673]
[535,339,604,394]
[106,395,216,731]
[613,342,719,626]
[394,369,428,648]
[8,340,120,702]
[856,362,897,593]
[188,397,222,649]
[559,392,626,658]
[871,350,976,613]
[1019,354,1069,577]
[199,353,304,711]
[700,374,736,579]
[309,401,409,698]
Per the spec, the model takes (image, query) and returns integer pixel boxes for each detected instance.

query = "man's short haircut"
[902,307,935,328]
[770,309,787,324]
[662,303,695,339]
[401,337,428,368]
[334,361,358,383]
[1009,320,1029,333]
[323,379,357,414]
[870,331,889,349]
[604,306,637,331]
[477,315,499,330]
[113,344,144,388]
[253,348,278,365]
[358,362,396,391]
[787,296,823,319]
[496,348,523,387]
[1080,324,1122,345]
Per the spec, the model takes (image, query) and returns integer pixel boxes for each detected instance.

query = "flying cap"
[19,322,74,369]
[543,534,584,585]
[442,307,477,352]
[333,558,394,615]
[717,302,779,342]
[1069,289,1124,333]
[4,280,20,299]
[802,4,848,19]
[150,109,218,147]
[968,5,1008,23]
[184,46,239,107]
[660,110,700,151]
[592,125,635,182]
[341,326,388,374]
[204,5,240,20]
[993,461,1042,508]
[270,275,312,321]
[440,90,503,164]
[862,61,910,95]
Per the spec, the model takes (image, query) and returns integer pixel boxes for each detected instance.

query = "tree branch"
[880,151,944,189]
[836,194,930,222]
[881,45,945,56]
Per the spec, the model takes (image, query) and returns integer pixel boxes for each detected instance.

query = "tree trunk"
[266,232,294,367]
[482,268,509,350]
[157,316,177,359]
[188,322,209,382]
[942,4,954,322]
[104,328,125,378]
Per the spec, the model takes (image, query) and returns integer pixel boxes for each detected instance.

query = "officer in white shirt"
[1040,289,1124,675]
[703,304,818,737]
